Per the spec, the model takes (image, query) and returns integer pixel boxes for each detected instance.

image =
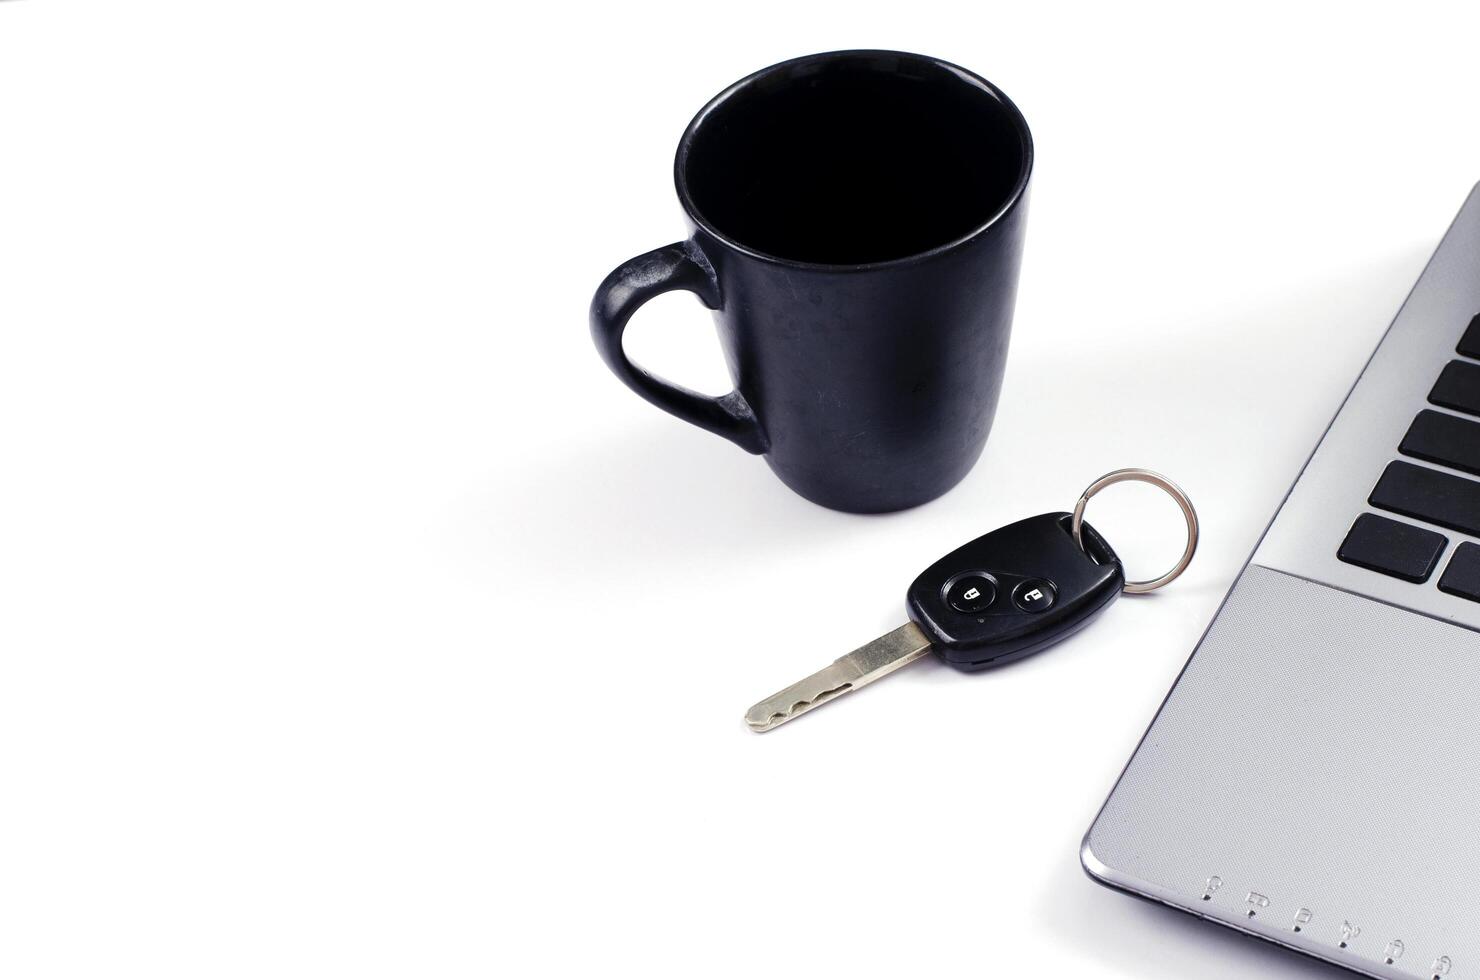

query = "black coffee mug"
[591,50,1032,513]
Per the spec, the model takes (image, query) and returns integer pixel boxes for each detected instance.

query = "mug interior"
[678,52,1030,266]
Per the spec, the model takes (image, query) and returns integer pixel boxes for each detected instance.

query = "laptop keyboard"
[1440,541,1480,600]
[1399,409,1480,475]
[1430,359,1480,415]
[1337,512,1446,582]
[1370,460,1480,535]
[1339,313,1480,591]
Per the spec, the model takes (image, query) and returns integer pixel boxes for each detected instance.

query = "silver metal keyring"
[1071,468,1199,594]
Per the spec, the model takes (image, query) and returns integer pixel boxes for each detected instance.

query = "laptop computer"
[1084,182,1480,980]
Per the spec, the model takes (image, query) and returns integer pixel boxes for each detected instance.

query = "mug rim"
[673,49,1034,272]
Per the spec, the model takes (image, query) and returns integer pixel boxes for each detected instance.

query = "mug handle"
[589,242,768,454]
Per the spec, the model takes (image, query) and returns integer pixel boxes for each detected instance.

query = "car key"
[744,469,1198,732]
[744,512,1124,731]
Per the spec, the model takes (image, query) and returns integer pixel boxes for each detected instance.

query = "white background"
[3,1,1478,977]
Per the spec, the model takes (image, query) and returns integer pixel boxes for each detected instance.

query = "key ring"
[1071,468,1198,594]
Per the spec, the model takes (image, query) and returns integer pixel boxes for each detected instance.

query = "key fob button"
[906,513,1125,671]
[1012,579,1057,612]
[945,573,997,613]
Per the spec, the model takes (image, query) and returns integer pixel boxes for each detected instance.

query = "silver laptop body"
[1084,182,1480,980]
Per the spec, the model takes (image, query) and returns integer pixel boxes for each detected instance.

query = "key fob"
[905,512,1125,671]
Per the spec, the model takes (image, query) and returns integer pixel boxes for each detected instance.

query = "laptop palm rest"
[1084,564,1480,978]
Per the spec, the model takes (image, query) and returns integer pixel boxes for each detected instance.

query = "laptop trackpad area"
[1085,564,1480,976]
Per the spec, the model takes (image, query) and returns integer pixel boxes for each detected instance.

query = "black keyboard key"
[1338,512,1447,583]
[1429,360,1480,417]
[1459,313,1480,360]
[1400,409,1480,476]
[1370,460,1480,536]
[1439,542,1480,601]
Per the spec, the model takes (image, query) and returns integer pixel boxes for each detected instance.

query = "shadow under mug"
[590,50,1033,513]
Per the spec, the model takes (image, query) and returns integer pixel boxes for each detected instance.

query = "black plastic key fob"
[905,512,1125,671]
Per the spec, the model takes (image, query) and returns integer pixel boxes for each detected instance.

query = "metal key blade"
[745,622,933,732]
